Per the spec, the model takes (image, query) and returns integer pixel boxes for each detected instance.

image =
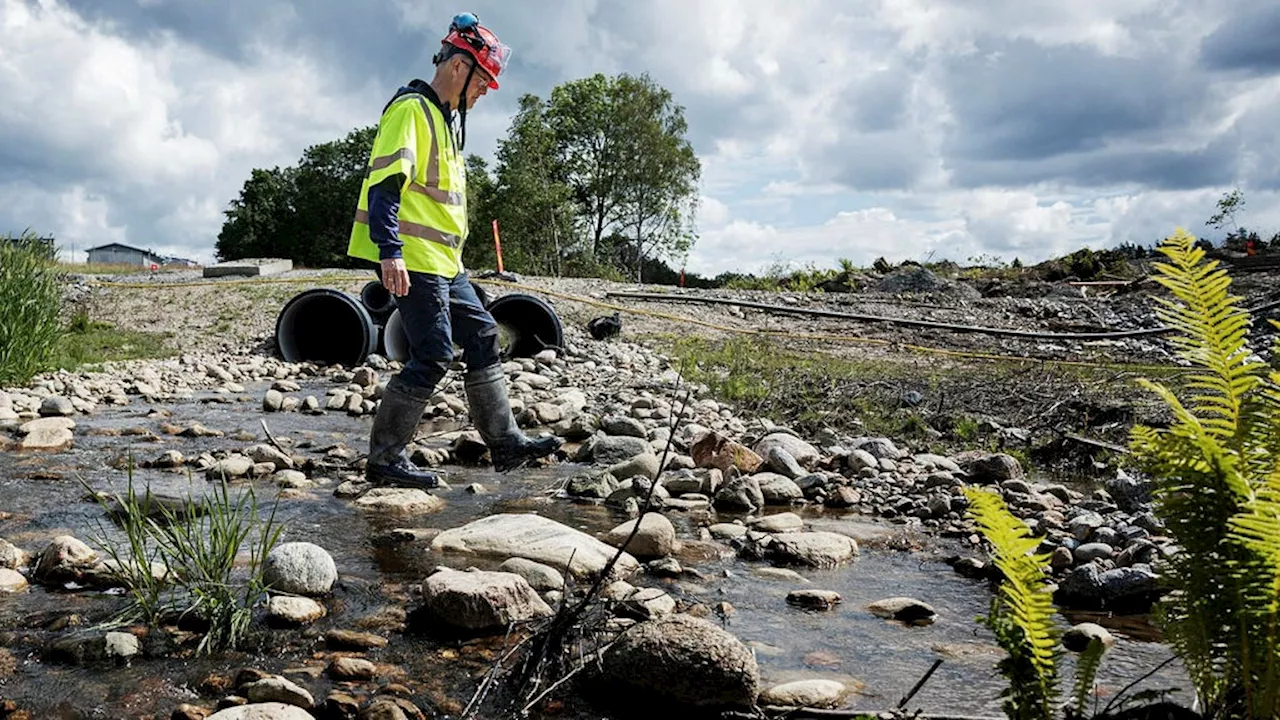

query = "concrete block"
[203,258,293,278]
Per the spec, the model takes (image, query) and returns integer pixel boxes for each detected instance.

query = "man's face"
[452,56,492,109]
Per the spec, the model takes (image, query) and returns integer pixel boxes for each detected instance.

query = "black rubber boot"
[464,364,562,473]
[365,375,441,490]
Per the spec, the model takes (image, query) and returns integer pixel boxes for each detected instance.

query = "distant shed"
[85,242,167,266]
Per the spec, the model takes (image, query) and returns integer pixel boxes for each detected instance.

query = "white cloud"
[0,0,1277,275]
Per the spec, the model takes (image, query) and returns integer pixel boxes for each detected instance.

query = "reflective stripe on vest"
[352,209,461,248]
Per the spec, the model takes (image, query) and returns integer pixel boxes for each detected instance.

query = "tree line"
[216,73,700,282]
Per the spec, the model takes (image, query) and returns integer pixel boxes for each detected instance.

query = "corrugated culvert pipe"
[275,289,377,367]
[382,289,563,362]
[359,280,397,324]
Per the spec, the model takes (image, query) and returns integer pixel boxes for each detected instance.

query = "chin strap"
[456,61,477,152]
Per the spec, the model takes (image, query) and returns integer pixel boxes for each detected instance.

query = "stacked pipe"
[274,278,564,367]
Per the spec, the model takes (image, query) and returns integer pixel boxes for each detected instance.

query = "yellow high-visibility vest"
[347,92,467,277]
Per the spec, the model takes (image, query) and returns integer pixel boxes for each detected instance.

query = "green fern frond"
[964,487,1058,719]
[1147,229,1265,440]
[1072,637,1107,715]
[1130,228,1280,719]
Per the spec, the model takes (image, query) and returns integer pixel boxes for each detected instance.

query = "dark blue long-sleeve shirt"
[368,176,403,260]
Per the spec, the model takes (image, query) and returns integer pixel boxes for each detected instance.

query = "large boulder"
[431,513,639,579]
[597,614,759,711]
[208,703,315,720]
[263,542,337,596]
[753,432,821,469]
[692,432,764,475]
[767,532,859,568]
[34,535,98,583]
[418,567,553,632]
[603,513,677,560]
[592,435,653,465]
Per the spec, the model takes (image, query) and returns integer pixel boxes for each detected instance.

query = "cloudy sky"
[2,0,1278,275]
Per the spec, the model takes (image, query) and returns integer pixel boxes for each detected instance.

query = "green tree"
[544,73,701,276]
[490,94,577,275]
[217,127,375,267]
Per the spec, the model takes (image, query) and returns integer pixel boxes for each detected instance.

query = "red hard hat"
[440,13,510,90]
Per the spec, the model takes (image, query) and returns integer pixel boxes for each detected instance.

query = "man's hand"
[381,258,411,297]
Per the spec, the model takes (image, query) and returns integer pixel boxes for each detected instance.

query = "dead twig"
[260,419,287,454]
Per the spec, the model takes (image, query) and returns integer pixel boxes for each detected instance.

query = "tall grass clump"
[0,232,63,386]
[85,468,285,655]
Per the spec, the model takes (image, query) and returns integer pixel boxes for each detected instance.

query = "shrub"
[0,232,63,385]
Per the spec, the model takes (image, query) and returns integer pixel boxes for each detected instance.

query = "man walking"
[347,12,561,489]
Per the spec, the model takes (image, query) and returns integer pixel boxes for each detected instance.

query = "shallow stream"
[0,379,1191,718]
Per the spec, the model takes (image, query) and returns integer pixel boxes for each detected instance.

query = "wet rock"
[755,472,804,505]
[39,396,75,417]
[105,631,140,662]
[431,513,640,579]
[267,596,326,625]
[826,486,862,508]
[597,614,759,711]
[207,702,314,719]
[601,415,647,438]
[1050,546,1074,570]
[263,542,338,596]
[692,432,764,475]
[245,444,292,470]
[325,629,388,651]
[17,419,74,451]
[334,480,371,498]
[1063,622,1116,652]
[1074,542,1115,562]
[354,488,446,516]
[960,453,1024,484]
[0,568,28,593]
[0,539,30,570]
[754,433,821,469]
[499,558,565,591]
[868,597,937,625]
[34,535,98,583]
[323,692,359,720]
[418,567,553,632]
[45,630,139,665]
[1069,512,1106,541]
[262,390,284,412]
[243,676,314,709]
[328,656,376,681]
[786,590,842,610]
[754,567,809,583]
[714,474,764,513]
[760,679,848,708]
[273,470,311,489]
[592,435,653,465]
[617,587,678,621]
[749,513,804,534]
[708,523,749,540]
[566,472,618,499]
[206,455,254,480]
[171,703,212,720]
[360,699,425,720]
[646,557,683,578]
[767,532,859,568]
[1105,469,1152,512]
[1055,563,1164,611]
[762,446,807,479]
[845,449,878,473]
[607,451,660,481]
[603,513,677,560]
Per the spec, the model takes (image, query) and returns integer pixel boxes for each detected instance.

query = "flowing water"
[0,379,1192,718]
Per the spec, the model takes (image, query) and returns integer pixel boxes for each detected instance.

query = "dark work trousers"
[383,269,501,391]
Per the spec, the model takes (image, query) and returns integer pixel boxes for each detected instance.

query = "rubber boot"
[464,364,562,472]
[365,375,441,490]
